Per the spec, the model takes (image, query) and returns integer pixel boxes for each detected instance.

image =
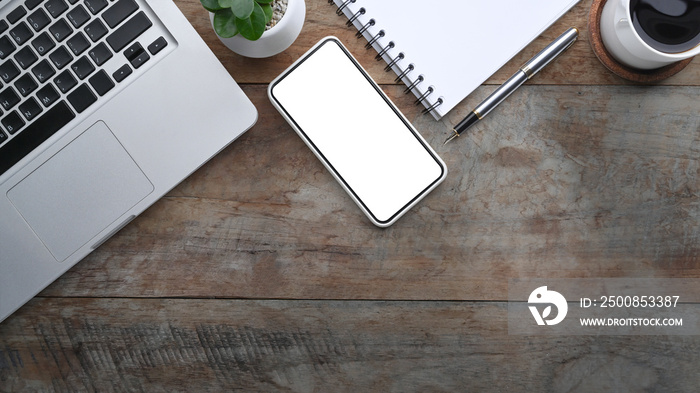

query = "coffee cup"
[600,0,700,69]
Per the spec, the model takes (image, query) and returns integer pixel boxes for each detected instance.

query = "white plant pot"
[210,0,306,58]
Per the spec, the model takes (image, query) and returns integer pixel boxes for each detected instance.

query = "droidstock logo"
[528,286,568,326]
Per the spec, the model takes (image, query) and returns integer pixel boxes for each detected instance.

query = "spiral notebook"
[330,0,580,120]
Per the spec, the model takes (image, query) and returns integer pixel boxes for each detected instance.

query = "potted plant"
[201,0,306,58]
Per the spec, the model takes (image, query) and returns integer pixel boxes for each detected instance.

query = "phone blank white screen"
[271,39,444,223]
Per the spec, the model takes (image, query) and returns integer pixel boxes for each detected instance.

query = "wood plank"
[175,0,700,86]
[38,84,700,300]
[2,298,699,392]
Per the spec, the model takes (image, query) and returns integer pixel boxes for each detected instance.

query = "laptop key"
[66,32,89,55]
[88,42,112,66]
[49,19,72,42]
[123,41,142,59]
[8,6,28,25]
[88,70,114,96]
[45,0,68,18]
[0,60,21,83]
[84,19,108,42]
[18,97,42,121]
[112,64,131,82]
[106,12,152,52]
[147,36,167,55]
[14,46,38,69]
[36,84,59,107]
[67,84,96,113]
[85,0,108,15]
[31,59,56,83]
[25,0,46,10]
[54,69,76,93]
[49,45,72,69]
[10,22,34,46]
[0,36,17,59]
[67,5,90,28]
[15,73,38,96]
[0,130,6,144]
[102,0,138,28]
[70,56,95,80]
[0,101,75,176]
[130,51,149,69]
[31,32,56,55]
[2,111,25,135]
[27,8,51,31]
[0,87,21,110]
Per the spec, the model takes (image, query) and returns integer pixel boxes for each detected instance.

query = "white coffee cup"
[600,0,700,69]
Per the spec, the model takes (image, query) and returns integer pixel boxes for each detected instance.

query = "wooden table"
[2,0,700,390]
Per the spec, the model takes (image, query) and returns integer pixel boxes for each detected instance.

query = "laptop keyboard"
[0,0,170,176]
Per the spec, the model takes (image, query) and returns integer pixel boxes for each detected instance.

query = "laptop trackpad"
[7,121,154,261]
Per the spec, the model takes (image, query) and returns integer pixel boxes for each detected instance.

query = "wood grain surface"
[2,0,700,391]
[3,298,700,392]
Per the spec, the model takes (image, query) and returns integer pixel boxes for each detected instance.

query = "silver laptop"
[0,0,258,322]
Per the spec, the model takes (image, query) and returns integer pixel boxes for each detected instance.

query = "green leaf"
[201,0,224,12]
[235,2,266,40]
[213,8,238,38]
[230,0,254,19]
[261,3,272,24]
[256,0,274,3]
[218,0,234,7]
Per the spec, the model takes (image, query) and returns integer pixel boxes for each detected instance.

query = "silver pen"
[444,27,579,145]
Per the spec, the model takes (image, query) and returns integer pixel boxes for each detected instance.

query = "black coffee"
[630,0,700,53]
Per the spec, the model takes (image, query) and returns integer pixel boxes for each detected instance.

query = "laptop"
[0,0,258,322]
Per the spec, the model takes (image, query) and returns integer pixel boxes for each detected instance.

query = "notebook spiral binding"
[328,0,443,116]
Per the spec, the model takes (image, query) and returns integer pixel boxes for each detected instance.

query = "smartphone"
[268,37,447,227]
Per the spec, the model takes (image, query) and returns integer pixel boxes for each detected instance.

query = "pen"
[444,27,579,145]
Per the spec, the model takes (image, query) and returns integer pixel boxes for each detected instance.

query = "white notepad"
[331,0,580,120]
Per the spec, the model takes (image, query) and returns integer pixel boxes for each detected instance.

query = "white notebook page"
[334,0,580,120]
